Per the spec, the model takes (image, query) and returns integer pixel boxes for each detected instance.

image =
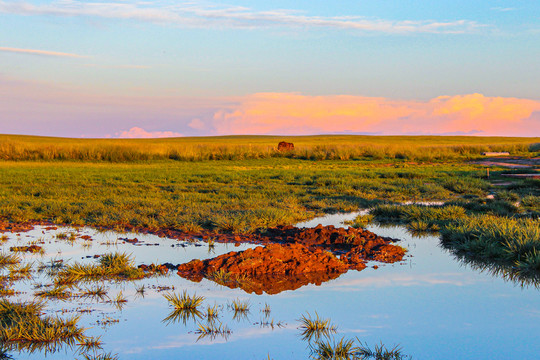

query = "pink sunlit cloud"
[1,75,539,138]
[115,127,183,138]
[211,93,540,137]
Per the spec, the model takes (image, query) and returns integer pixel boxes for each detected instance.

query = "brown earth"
[0,219,406,294]
[177,243,348,295]
[176,225,405,294]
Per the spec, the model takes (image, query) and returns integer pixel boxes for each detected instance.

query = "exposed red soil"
[0,219,406,294]
[0,221,36,233]
[138,263,169,275]
[178,243,347,295]
[176,225,405,294]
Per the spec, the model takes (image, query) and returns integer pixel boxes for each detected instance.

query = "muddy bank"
[176,225,405,294]
[178,243,348,295]
[0,220,405,294]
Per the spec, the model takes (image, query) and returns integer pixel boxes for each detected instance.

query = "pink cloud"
[0,46,86,58]
[115,127,183,138]
[1,75,539,138]
[211,93,540,136]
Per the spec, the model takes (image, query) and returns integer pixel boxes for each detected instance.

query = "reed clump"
[298,312,337,342]
[55,252,145,284]
[0,299,86,345]
[164,290,204,310]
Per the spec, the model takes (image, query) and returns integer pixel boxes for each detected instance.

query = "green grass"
[0,156,503,232]
[370,194,540,276]
[441,215,540,273]
[1,134,539,281]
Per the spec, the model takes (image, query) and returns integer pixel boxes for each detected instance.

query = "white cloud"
[491,7,515,12]
[0,1,483,34]
[115,127,183,138]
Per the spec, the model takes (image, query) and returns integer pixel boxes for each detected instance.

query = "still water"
[1,213,539,359]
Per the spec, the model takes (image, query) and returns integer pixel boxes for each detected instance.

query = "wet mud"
[0,220,405,294]
[176,225,405,294]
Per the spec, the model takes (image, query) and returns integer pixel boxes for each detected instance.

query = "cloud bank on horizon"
[208,93,540,137]
[2,74,537,137]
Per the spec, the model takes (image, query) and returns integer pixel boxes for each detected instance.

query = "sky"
[1,0,539,138]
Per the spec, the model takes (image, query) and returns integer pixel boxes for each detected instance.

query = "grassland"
[0,134,537,162]
[0,134,539,278]
[0,157,499,233]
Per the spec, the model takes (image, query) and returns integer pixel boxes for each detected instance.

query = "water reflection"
[445,248,540,289]
[182,271,345,295]
[163,308,202,326]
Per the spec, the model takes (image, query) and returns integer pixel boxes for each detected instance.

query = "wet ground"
[1,213,539,359]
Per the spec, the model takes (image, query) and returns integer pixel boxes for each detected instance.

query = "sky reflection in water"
[2,213,539,360]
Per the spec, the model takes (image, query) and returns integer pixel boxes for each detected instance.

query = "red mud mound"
[261,224,393,249]
[260,225,405,269]
[177,225,406,294]
[177,243,347,295]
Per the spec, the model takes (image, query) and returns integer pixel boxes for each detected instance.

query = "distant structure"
[481,152,510,156]
[277,141,294,151]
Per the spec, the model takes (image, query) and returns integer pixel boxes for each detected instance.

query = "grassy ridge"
[0,134,538,162]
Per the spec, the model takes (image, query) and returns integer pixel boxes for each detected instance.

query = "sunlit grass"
[0,134,536,162]
[298,312,337,342]
[55,252,145,284]
[163,290,204,310]
[0,299,86,345]
[0,254,20,269]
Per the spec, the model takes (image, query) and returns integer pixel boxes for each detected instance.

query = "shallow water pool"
[1,214,539,359]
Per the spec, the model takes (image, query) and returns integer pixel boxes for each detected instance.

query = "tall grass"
[0,134,536,162]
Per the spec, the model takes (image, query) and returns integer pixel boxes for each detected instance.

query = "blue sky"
[1,1,539,137]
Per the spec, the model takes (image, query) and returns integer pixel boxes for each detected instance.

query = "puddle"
[1,218,539,359]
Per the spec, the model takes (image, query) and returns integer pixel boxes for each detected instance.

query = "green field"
[0,134,539,274]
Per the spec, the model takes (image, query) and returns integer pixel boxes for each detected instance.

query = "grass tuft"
[298,312,337,342]
[163,290,204,310]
